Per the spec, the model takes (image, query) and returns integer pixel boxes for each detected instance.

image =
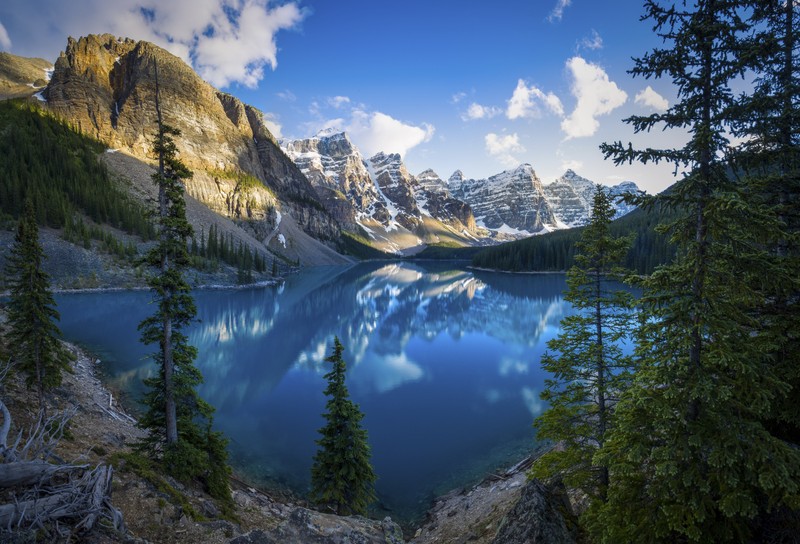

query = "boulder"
[491,478,579,544]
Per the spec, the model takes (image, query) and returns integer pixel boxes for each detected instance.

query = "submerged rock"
[491,478,579,544]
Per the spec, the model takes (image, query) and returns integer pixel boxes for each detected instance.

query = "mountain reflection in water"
[54,262,572,524]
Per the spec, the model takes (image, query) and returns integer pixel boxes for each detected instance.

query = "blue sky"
[0,0,688,193]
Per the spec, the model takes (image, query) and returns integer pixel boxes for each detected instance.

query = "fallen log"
[0,464,122,532]
[0,460,85,489]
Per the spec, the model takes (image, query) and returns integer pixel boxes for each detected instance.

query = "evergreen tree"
[595,2,800,541]
[532,186,635,506]
[4,199,72,412]
[731,0,800,445]
[136,63,232,504]
[310,337,376,516]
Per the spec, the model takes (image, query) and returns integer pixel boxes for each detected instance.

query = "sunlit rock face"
[40,34,340,243]
[281,131,380,231]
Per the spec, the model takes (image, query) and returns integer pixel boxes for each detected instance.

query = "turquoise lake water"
[54,262,573,523]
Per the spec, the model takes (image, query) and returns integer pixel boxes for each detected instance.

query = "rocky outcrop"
[544,170,640,227]
[230,509,405,544]
[0,52,53,99]
[449,165,557,234]
[367,151,424,231]
[491,478,579,544]
[40,34,340,248]
[281,131,385,230]
[415,169,477,233]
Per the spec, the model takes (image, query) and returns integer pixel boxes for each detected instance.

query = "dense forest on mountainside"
[471,202,676,274]
[0,100,154,240]
[0,100,270,275]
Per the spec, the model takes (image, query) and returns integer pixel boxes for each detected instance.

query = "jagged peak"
[449,170,465,183]
[417,168,441,180]
[313,127,348,140]
[369,151,401,163]
[494,163,537,179]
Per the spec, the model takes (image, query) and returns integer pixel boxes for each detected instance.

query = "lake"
[54,262,573,523]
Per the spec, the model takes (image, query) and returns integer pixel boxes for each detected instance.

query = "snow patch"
[32,91,47,103]
[275,210,282,227]
[105,149,119,154]
[44,67,54,81]
[277,233,286,248]
[495,224,533,236]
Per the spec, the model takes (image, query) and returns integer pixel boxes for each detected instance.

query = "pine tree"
[136,63,232,504]
[4,199,72,412]
[731,0,800,445]
[595,2,800,541]
[310,337,376,516]
[532,186,634,507]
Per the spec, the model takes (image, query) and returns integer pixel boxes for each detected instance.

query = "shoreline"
[56,335,538,542]
[468,265,567,275]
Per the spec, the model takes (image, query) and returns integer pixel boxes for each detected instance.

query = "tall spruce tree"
[310,337,376,516]
[594,2,800,542]
[731,0,800,445]
[4,199,72,412]
[532,186,635,506]
[136,64,232,504]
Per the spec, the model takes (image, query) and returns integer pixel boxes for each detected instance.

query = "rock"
[233,490,253,509]
[491,478,579,544]
[202,499,220,518]
[230,507,406,544]
[200,519,242,537]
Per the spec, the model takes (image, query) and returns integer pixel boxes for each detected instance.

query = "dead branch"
[0,397,125,537]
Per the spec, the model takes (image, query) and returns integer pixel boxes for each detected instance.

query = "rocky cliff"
[544,169,640,227]
[281,131,384,231]
[449,165,558,234]
[282,133,478,254]
[37,34,342,259]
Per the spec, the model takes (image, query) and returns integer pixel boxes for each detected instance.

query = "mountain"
[11,34,348,266]
[449,165,558,235]
[281,128,643,252]
[1,35,642,262]
[543,169,640,227]
[281,132,478,254]
[0,52,53,99]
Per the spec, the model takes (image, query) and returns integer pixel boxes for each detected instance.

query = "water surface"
[55,262,572,522]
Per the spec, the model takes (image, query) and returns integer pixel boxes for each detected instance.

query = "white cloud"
[346,110,435,158]
[548,0,572,22]
[506,79,564,120]
[451,91,467,104]
[561,159,583,172]
[0,20,11,50]
[462,102,502,121]
[635,85,669,111]
[0,0,306,89]
[192,2,306,88]
[485,132,525,167]
[327,95,351,109]
[579,30,603,51]
[276,90,297,102]
[561,57,628,140]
